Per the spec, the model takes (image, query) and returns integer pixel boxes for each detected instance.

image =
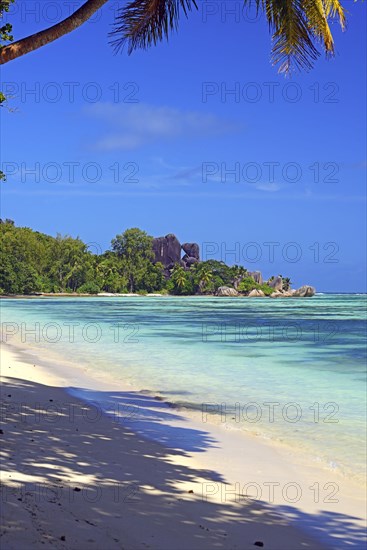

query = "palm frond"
[110,0,197,54]
[302,0,334,54]
[246,0,345,73]
[270,0,320,72]
[324,0,346,28]
[111,0,347,74]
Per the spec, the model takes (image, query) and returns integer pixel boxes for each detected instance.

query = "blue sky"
[1,0,366,291]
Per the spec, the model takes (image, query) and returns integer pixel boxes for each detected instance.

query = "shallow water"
[1,294,366,483]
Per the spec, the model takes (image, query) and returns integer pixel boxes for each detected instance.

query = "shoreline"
[1,293,364,300]
[1,342,366,549]
[0,292,314,300]
[2,326,366,488]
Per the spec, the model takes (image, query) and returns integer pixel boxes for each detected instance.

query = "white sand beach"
[1,344,366,550]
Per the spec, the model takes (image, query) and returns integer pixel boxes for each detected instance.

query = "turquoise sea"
[1,294,366,483]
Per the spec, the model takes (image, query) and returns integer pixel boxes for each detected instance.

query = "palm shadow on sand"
[1,378,366,550]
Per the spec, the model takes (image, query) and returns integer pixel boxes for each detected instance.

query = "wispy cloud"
[254,182,282,192]
[164,162,283,191]
[84,103,239,151]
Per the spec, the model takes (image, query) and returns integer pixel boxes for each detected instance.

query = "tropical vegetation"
[0,220,280,296]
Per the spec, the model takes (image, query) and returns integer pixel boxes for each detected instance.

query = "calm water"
[1,294,366,482]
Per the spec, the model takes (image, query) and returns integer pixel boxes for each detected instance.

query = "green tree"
[95,253,128,293]
[230,265,248,289]
[0,221,47,293]
[199,260,232,287]
[111,228,154,292]
[138,261,165,292]
[237,276,274,296]
[0,0,346,73]
[48,235,93,291]
[193,264,214,294]
[170,264,192,295]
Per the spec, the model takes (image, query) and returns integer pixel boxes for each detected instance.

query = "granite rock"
[152,234,181,266]
[269,276,283,291]
[181,243,200,261]
[217,286,239,297]
[293,285,316,297]
[248,289,265,297]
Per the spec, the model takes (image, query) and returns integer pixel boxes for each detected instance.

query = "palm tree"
[0,0,109,64]
[282,277,292,291]
[171,264,187,290]
[198,266,213,294]
[1,0,346,72]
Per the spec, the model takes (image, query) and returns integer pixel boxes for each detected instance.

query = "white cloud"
[84,103,239,151]
[253,182,282,192]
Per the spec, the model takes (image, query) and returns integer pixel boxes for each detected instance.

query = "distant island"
[0,219,315,297]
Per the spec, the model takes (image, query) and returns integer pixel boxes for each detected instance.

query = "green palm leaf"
[111,0,347,72]
[270,0,320,72]
[110,0,197,54]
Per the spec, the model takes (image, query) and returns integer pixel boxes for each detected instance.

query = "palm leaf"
[248,0,345,72]
[110,0,197,54]
[265,0,321,72]
[324,0,346,26]
[302,0,334,53]
[111,0,347,73]
[302,0,346,54]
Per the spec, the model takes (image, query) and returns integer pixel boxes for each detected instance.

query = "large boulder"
[288,289,298,296]
[181,242,200,261]
[182,254,199,268]
[152,234,181,267]
[152,237,166,264]
[248,271,263,285]
[248,289,265,297]
[217,286,239,297]
[270,289,299,298]
[293,285,316,297]
[269,276,283,291]
[269,291,284,298]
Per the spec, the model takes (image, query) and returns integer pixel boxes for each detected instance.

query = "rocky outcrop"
[269,291,285,298]
[293,285,316,297]
[282,290,296,297]
[269,276,283,291]
[217,286,239,297]
[249,271,263,285]
[248,289,265,297]
[151,235,315,296]
[152,236,201,272]
[181,243,200,261]
[182,254,199,268]
[270,287,315,298]
[152,234,181,267]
